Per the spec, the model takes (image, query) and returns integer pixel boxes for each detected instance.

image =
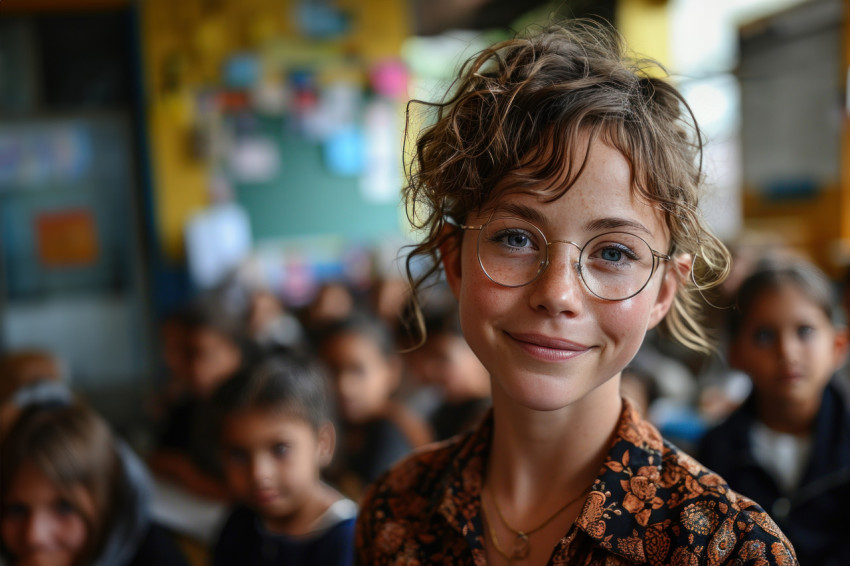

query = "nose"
[777,331,800,364]
[249,454,274,483]
[528,241,584,316]
[23,512,54,548]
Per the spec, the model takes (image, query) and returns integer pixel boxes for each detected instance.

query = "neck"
[263,481,340,536]
[485,378,622,513]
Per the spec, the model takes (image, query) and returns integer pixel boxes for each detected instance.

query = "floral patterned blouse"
[355,400,798,565]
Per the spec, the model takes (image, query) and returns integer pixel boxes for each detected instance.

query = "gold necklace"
[481,495,517,565]
[485,485,589,561]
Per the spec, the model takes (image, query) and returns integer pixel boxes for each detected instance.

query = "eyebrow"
[492,203,653,237]
[584,217,652,236]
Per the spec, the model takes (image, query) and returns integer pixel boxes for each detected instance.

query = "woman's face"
[442,139,681,414]
[1,461,94,566]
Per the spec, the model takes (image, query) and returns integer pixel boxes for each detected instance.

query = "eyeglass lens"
[476,217,658,300]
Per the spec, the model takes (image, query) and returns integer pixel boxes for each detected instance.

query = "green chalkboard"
[233,117,406,245]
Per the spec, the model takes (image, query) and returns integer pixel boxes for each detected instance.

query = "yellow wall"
[616,0,670,69]
[140,0,410,259]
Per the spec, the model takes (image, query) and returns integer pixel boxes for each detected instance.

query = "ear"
[440,224,464,299]
[316,422,336,467]
[832,326,849,372]
[647,254,690,330]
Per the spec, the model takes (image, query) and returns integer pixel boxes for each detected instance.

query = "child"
[0,402,189,566]
[419,301,492,441]
[210,354,357,566]
[318,314,432,499]
[150,299,252,500]
[355,20,797,565]
[698,258,850,565]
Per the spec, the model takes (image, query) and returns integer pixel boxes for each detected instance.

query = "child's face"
[187,328,242,397]
[321,333,398,424]
[220,411,333,531]
[1,461,93,566]
[442,139,680,413]
[731,284,846,406]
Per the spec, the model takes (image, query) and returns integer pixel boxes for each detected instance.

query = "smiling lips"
[506,332,592,362]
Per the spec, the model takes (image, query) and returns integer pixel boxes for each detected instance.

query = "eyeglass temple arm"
[460,224,484,230]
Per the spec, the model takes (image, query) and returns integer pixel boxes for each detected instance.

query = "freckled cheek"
[595,300,651,345]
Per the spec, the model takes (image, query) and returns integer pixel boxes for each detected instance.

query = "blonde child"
[0,402,188,566]
[211,354,356,566]
[698,258,849,566]
[355,20,796,565]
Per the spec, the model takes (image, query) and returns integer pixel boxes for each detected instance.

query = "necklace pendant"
[511,532,530,560]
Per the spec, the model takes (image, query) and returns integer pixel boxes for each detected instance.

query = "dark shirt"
[356,400,798,565]
[330,416,414,498]
[213,501,356,566]
[698,378,850,566]
[128,523,191,566]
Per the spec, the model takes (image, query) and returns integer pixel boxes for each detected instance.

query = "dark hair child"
[150,298,257,500]
[699,258,849,566]
[211,354,356,566]
[317,313,432,499]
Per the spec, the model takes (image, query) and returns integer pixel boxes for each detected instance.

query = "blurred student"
[699,258,850,566]
[150,299,252,500]
[0,402,189,566]
[318,314,431,498]
[419,304,491,441]
[247,290,306,352]
[304,282,356,335]
[211,354,356,566]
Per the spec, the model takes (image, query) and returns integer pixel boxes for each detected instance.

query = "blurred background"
[0,0,847,432]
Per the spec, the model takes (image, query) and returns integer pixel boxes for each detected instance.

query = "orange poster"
[36,209,99,267]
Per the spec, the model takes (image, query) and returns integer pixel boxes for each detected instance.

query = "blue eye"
[491,229,536,250]
[272,443,289,458]
[798,325,814,340]
[600,248,624,262]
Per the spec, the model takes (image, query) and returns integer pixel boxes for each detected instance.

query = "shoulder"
[654,442,797,564]
[579,406,797,565]
[359,435,462,514]
[355,435,468,559]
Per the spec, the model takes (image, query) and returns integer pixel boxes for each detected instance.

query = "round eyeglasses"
[460,216,671,301]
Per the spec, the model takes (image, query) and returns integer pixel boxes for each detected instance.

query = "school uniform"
[698,378,850,566]
[213,498,357,566]
[356,400,797,565]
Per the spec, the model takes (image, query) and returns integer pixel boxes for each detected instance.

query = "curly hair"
[403,19,730,354]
